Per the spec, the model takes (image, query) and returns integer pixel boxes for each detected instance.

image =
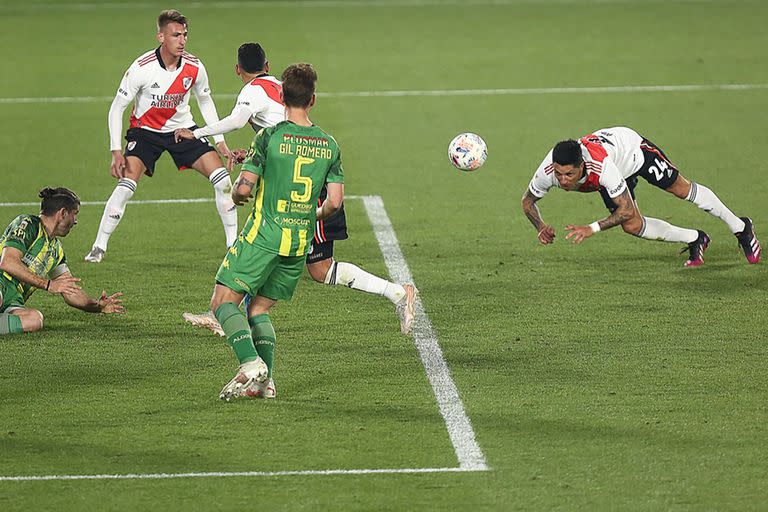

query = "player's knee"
[307,265,326,283]
[666,175,691,199]
[621,217,643,236]
[307,259,333,284]
[22,310,44,332]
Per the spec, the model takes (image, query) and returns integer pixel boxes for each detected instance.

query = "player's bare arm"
[317,183,344,221]
[232,170,258,205]
[0,247,81,295]
[521,190,555,244]
[60,273,125,314]
[565,188,637,244]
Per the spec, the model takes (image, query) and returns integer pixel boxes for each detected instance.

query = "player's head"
[39,187,80,237]
[156,10,188,57]
[552,139,585,190]
[280,63,317,109]
[237,43,268,77]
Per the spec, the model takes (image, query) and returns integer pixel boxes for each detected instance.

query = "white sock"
[638,216,698,243]
[209,168,238,247]
[324,261,406,304]
[686,182,745,233]
[93,178,136,250]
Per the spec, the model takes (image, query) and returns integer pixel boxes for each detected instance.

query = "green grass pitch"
[1,0,767,510]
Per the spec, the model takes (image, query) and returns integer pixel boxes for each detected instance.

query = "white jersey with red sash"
[528,127,645,199]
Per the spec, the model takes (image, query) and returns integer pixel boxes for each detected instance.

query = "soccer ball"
[448,132,487,171]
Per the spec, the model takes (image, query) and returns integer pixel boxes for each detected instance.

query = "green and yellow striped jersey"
[0,214,69,301]
[240,120,344,256]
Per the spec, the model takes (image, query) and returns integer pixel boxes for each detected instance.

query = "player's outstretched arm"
[565,188,637,244]
[317,183,344,221]
[0,247,81,295]
[232,170,259,206]
[58,273,125,314]
[521,190,555,244]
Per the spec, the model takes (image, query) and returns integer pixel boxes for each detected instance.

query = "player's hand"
[48,275,82,295]
[110,151,126,178]
[564,224,594,244]
[174,128,195,143]
[232,191,252,206]
[537,225,556,245]
[216,141,231,160]
[97,291,125,314]
[227,149,248,171]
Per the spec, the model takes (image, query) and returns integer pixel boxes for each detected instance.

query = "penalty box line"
[0,194,488,482]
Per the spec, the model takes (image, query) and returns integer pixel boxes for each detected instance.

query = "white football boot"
[219,358,269,402]
[182,311,225,337]
[84,246,105,263]
[395,283,418,335]
[244,378,276,399]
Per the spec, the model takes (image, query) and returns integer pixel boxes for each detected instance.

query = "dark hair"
[39,187,80,215]
[552,139,583,167]
[281,63,317,108]
[238,43,267,74]
[157,9,187,31]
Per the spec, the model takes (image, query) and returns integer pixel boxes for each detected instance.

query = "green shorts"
[215,240,305,301]
[0,278,25,313]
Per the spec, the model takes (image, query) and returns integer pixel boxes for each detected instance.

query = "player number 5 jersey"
[240,121,344,256]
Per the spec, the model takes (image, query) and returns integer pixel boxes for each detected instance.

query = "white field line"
[1,83,767,105]
[0,0,721,11]
[0,194,488,482]
[0,466,480,482]
[362,195,488,471]
[0,195,362,208]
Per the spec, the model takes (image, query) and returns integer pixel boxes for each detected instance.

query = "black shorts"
[599,137,679,213]
[306,240,334,264]
[124,126,216,176]
[313,185,348,243]
[306,185,348,263]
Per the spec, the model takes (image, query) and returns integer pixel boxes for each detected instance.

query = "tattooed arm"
[565,188,636,243]
[232,170,259,206]
[521,190,555,244]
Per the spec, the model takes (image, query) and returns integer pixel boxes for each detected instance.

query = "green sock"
[249,313,276,378]
[215,302,258,364]
[0,312,23,335]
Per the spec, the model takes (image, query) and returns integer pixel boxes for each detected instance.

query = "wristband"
[589,222,601,233]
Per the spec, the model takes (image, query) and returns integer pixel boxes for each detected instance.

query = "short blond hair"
[157,9,187,31]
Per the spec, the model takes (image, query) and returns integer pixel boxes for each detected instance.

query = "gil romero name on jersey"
[240,121,345,257]
[117,48,213,132]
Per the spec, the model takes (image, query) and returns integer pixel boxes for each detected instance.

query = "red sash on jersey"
[251,78,284,105]
[130,63,199,130]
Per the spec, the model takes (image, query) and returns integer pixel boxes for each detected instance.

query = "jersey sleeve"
[116,62,141,103]
[599,158,628,198]
[241,128,270,176]
[108,62,141,151]
[326,146,344,184]
[192,62,224,144]
[48,246,69,279]
[2,215,37,252]
[236,84,270,117]
[528,150,556,198]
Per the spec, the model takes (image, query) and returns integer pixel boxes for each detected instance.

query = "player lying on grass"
[176,43,416,343]
[521,127,761,266]
[85,9,234,263]
[212,63,346,401]
[0,188,124,335]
